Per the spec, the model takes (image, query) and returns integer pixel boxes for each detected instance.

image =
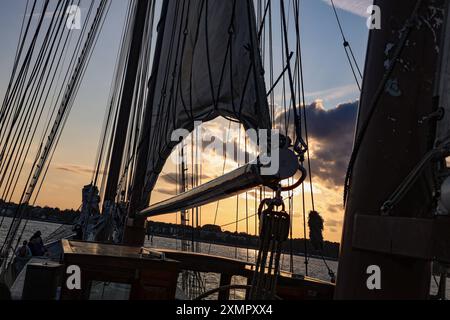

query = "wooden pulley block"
[259,209,290,242]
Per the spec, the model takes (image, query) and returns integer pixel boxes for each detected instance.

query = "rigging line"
[191,130,197,250]
[6,0,102,216]
[9,0,112,260]
[330,0,363,79]
[254,186,258,263]
[280,0,306,153]
[1,0,110,262]
[0,0,75,193]
[125,1,156,194]
[329,0,361,90]
[183,0,205,120]
[256,0,271,40]
[280,15,288,135]
[13,0,31,67]
[245,135,249,261]
[54,0,112,187]
[39,17,75,151]
[1,6,74,204]
[244,0,265,125]
[207,120,232,255]
[228,12,238,116]
[0,1,71,174]
[289,190,294,273]
[31,0,95,155]
[0,0,70,252]
[204,0,217,109]
[4,0,32,119]
[269,0,275,126]
[156,0,184,136]
[2,0,86,206]
[92,0,132,185]
[33,0,95,172]
[344,44,362,91]
[149,0,184,163]
[292,0,311,274]
[35,0,109,203]
[266,52,293,97]
[235,125,242,259]
[163,0,187,143]
[221,213,257,228]
[344,0,424,205]
[278,0,292,135]
[0,0,68,194]
[0,0,54,138]
[210,0,237,112]
[294,0,315,210]
[0,0,53,152]
[98,5,135,200]
[165,0,193,140]
[177,1,196,120]
[118,52,145,197]
[0,0,36,125]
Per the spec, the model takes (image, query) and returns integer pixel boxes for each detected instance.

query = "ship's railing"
[156,248,335,300]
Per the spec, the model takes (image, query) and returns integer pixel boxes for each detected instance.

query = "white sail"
[142,0,271,200]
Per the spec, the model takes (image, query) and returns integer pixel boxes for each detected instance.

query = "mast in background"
[102,0,150,210]
[122,0,169,246]
[336,0,448,299]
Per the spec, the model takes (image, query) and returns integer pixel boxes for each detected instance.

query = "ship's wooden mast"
[103,0,150,208]
[336,0,448,299]
[122,0,169,246]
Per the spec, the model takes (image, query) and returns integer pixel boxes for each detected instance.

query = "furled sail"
[141,0,271,203]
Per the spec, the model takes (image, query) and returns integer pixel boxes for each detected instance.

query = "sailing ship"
[0,0,449,300]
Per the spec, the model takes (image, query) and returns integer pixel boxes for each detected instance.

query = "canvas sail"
[141,0,271,203]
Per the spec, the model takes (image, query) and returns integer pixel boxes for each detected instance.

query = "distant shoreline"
[0,214,74,226]
[0,213,339,262]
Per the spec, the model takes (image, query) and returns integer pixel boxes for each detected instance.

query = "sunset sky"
[0,0,371,243]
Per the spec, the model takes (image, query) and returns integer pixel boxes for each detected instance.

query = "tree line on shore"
[0,201,79,225]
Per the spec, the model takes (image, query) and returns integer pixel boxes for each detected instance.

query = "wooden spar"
[103,0,150,205]
[137,150,300,219]
[335,0,447,299]
[122,0,169,246]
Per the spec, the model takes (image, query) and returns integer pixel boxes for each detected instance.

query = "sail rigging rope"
[330,0,363,91]
[0,0,111,271]
[0,0,85,206]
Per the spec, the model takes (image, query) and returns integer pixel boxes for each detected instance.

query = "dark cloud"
[55,164,101,175]
[307,101,358,186]
[276,100,358,187]
[202,136,253,164]
[159,172,212,185]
